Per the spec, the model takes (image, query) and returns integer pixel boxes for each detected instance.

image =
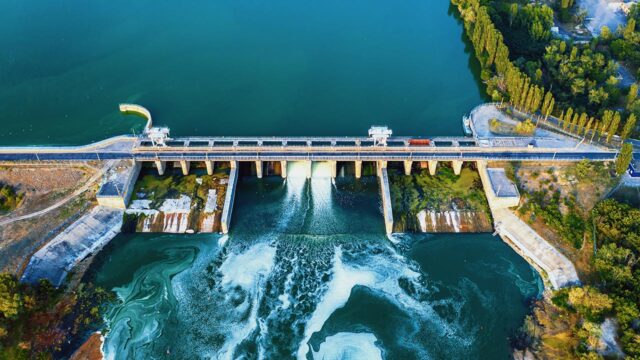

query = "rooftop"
[487,168,519,198]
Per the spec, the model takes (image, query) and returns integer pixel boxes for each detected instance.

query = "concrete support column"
[452,160,463,175]
[221,165,238,234]
[355,160,362,179]
[376,160,387,177]
[205,160,214,175]
[378,167,394,234]
[428,160,438,176]
[404,160,412,176]
[329,161,337,178]
[230,160,237,169]
[155,160,166,176]
[305,160,312,179]
[180,160,190,175]
[280,161,287,178]
[255,160,263,178]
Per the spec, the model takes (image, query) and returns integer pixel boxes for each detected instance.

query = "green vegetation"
[518,184,586,248]
[615,143,634,176]
[0,274,113,358]
[489,117,536,135]
[517,198,640,358]
[0,183,23,213]
[132,172,221,207]
[451,0,639,145]
[389,165,490,231]
[515,118,536,135]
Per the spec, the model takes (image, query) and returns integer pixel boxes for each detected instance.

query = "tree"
[567,286,613,321]
[607,112,621,143]
[621,113,637,141]
[600,25,612,41]
[628,83,638,110]
[564,107,574,130]
[509,3,518,27]
[615,143,634,176]
[0,274,23,319]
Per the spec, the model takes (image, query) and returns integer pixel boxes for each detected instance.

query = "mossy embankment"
[123,166,228,233]
[388,163,492,233]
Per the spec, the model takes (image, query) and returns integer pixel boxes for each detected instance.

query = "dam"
[0,104,630,238]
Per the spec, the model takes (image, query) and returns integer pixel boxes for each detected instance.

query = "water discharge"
[89,175,541,359]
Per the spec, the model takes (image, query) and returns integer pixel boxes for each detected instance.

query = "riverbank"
[0,164,99,274]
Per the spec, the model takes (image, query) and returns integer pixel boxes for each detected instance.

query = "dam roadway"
[0,135,627,162]
[0,131,634,251]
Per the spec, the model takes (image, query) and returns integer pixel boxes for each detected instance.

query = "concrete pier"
[329,161,337,178]
[180,160,190,175]
[155,160,166,176]
[255,160,263,178]
[428,160,438,176]
[376,160,387,176]
[221,164,238,234]
[452,160,463,175]
[280,160,287,178]
[205,160,214,175]
[404,160,412,176]
[305,160,312,179]
[378,167,394,234]
[355,160,362,179]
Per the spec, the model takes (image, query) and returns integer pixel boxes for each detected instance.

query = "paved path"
[21,206,123,286]
[493,208,580,289]
[0,169,103,227]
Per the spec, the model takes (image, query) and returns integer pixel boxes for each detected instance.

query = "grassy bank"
[388,164,491,232]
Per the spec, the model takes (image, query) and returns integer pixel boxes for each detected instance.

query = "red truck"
[408,139,431,146]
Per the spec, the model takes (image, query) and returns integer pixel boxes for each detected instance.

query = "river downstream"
[89,171,542,359]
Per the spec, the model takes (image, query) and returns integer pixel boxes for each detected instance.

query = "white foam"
[312,332,383,360]
[417,210,427,232]
[219,242,277,289]
[216,242,277,359]
[451,211,460,233]
[296,246,424,360]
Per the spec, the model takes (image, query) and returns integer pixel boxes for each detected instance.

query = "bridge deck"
[0,135,630,163]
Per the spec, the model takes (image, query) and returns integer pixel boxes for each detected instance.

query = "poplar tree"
[627,83,638,110]
[571,113,580,133]
[591,121,600,142]
[601,110,613,133]
[584,117,594,137]
[578,113,588,133]
[564,107,574,130]
[615,144,634,176]
[545,98,555,121]
[621,113,637,141]
[607,112,621,143]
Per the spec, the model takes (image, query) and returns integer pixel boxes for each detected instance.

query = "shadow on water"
[448,3,490,102]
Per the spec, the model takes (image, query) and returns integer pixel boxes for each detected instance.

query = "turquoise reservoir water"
[0,0,482,145]
[89,175,542,359]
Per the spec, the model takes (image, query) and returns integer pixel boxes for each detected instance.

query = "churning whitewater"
[93,163,541,359]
